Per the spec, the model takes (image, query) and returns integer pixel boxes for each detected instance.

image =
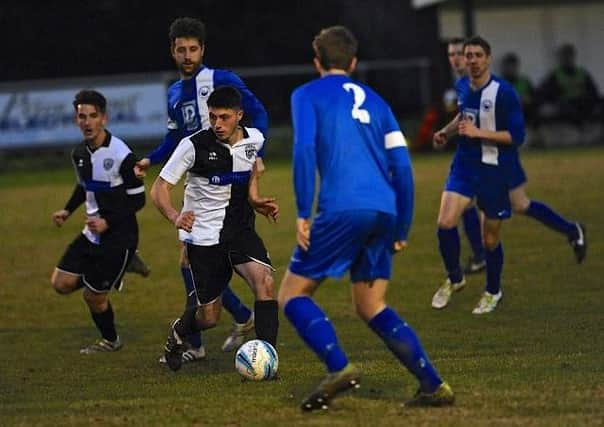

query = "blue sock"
[222,286,252,324]
[369,307,442,393]
[284,296,348,373]
[437,227,463,283]
[180,267,203,349]
[485,243,504,295]
[526,200,577,239]
[462,207,484,260]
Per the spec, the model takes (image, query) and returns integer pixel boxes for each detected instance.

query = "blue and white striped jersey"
[148,66,268,164]
[291,74,414,241]
[454,74,525,170]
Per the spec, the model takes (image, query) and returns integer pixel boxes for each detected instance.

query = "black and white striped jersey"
[66,131,145,248]
[159,126,265,246]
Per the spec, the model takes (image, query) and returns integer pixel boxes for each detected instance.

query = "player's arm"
[53,184,85,227]
[248,158,279,223]
[150,138,195,232]
[291,87,317,251]
[434,113,461,147]
[135,99,182,177]
[385,128,414,251]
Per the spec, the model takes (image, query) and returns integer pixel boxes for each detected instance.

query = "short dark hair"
[463,35,491,56]
[169,17,206,46]
[72,90,107,113]
[207,86,242,110]
[447,37,465,46]
[313,25,358,71]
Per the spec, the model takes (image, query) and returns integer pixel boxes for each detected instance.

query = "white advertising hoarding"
[0,83,167,148]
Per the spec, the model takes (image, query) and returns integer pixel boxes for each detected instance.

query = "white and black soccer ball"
[235,339,278,381]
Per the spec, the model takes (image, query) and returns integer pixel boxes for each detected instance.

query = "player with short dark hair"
[152,85,279,372]
[136,17,270,363]
[278,25,454,411]
[51,89,145,354]
[431,36,587,313]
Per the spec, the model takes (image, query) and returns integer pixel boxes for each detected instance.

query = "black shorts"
[186,229,272,304]
[56,234,135,293]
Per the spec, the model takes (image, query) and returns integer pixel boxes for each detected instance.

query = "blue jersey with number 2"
[291,74,414,241]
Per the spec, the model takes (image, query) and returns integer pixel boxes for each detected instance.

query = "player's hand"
[432,130,448,148]
[86,216,109,234]
[393,240,408,253]
[296,218,311,251]
[458,118,480,138]
[174,210,195,232]
[52,209,70,227]
[134,158,151,178]
[250,196,279,223]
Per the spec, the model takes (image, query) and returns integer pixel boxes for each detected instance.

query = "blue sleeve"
[500,86,526,146]
[215,70,269,155]
[291,87,317,219]
[388,146,414,241]
[147,130,179,165]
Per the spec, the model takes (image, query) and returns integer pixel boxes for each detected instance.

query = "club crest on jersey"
[103,158,114,170]
[481,99,493,112]
[199,86,210,97]
[245,144,257,160]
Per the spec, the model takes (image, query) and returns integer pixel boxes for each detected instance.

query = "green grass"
[1,147,603,426]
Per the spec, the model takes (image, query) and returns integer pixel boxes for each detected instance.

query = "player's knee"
[51,273,75,294]
[51,279,71,294]
[483,234,500,251]
[512,198,530,214]
[354,300,384,323]
[82,290,108,312]
[257,273,275,300]
[198,316,218,330]
[437,216,457,229]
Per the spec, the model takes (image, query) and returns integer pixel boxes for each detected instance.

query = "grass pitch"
[1,146,603,426]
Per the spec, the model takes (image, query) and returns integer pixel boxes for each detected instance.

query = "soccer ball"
[235,339,278,381]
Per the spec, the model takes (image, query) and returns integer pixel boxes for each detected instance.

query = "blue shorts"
[445,163,512,220]
[508,155,527,190]
[288,210,395,282]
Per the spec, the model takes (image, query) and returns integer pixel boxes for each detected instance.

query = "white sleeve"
[159,139,195,185]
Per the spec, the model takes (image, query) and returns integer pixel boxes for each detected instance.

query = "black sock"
[175,307,201,337]
[254,300,279,347]
[90,302,117,342]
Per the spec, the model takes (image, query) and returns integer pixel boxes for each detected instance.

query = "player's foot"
[569,223,587,264]
[463,256,486,275]
[164,319,186,371]
[431,277,466,309]
[80,337,123,354]
[472,290,503,314]
[404,382,455,407]
[159,346,206,365]
[300,363,361,412]
[222,314,255,352]
[125,251,151,277]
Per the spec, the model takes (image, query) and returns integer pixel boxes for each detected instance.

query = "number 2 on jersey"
[343,83,371,124]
